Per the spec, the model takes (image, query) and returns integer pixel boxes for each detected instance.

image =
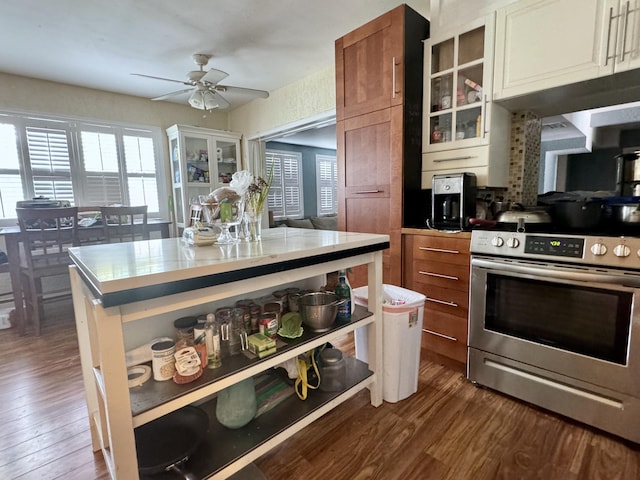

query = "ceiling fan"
[132,53,269,110]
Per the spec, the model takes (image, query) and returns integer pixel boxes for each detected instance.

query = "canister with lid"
[151,340,176,381]
[319,348,346,392]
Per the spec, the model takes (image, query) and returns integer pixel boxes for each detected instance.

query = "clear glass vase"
[215,377,257,429]
[245,213,262,241]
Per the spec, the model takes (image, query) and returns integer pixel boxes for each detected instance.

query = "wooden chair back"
[189,204,204,227]
[100,205,149,242]
[17,207,79,271]
[0,260,12,307]
[16,206,79,335]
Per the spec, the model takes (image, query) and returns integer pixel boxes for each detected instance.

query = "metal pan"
[135,405,209,479]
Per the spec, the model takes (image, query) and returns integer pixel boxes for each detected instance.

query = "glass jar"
[173,316,197,349]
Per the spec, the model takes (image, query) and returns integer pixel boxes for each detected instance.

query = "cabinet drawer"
[413,259,469,292]
[421,284,469,315]
[411,235,470,264]
[422,329,467,364]
[422,145,489,171]
[423,309,468,346]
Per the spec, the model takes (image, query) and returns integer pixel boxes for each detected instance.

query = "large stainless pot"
[552,199,604,229]
[611,203,640,224]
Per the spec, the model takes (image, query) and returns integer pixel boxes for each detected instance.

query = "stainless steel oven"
[468,230,640,443]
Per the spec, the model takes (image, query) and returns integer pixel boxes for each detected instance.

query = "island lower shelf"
[140,356,372,480]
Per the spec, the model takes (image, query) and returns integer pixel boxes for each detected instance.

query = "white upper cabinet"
[493,0,640,101]
[422,14,510,188]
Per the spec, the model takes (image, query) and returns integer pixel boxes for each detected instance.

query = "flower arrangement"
[233,167,272,217]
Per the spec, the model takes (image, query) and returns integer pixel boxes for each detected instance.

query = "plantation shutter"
[315,154,337,215]
[266,150,303,219]
[80,131,123,206]
[123,134,159,211]
[0,123,23,219]
[25,126,74,203]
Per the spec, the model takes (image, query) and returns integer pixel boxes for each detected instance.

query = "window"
[315,154,337,215]
[266,149,303,219]
[0,113,165,223]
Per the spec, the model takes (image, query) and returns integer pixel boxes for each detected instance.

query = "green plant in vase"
[244,168,272,241]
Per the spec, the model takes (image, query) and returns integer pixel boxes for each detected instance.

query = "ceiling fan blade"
[151,88,194,101]
[200,68,229,85]
[131,73,192,86]
[208,89,231,109]
[216,85,270,99]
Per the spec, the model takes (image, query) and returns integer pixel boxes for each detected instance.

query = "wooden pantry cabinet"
[336,4,429,287]
[403,230,471,367]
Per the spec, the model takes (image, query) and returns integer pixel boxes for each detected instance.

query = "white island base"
[70,228,389,479]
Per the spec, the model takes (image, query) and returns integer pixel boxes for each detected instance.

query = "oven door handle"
[471,258,640,287]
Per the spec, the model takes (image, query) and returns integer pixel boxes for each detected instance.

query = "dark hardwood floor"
[1,300,639,480]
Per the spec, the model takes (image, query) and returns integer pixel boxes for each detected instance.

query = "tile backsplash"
[507,111,541,205]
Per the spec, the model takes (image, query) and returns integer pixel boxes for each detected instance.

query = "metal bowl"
[298,292,344,332]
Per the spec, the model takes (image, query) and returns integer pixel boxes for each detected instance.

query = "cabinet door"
[335,6,404,120]
[213,137,240,188]
[424,16,492,153]
[337,107,403,286]
[493,0,614,101]
[615,0,640,73]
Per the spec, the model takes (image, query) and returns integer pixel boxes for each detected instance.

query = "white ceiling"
[1,0,430,113]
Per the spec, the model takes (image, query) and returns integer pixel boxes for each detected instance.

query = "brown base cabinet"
[403,230,471,366]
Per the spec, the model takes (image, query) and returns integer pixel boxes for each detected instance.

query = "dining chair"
[0,259,12,308]
[189,204,204,227]
[16,206,79,336]
[100,205,149,242]
[76,206,106,245]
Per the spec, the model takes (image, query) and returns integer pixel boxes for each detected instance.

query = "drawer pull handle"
[425,297,458,307]
[433,155,475,162]
[423,328,457,342]
[419,246,460,254]
[419,270,459,281]
[355,190,382,194]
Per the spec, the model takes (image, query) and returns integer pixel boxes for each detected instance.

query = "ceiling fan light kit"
[133,53,269,110]
[189,88,219,110]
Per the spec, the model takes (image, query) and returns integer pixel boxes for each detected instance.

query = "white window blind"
[0,123,23,219]
[0,113,166,222]
[26,126,75,203]
[80,131,123,206]
[316,154,337,215]
[266,150,303,219]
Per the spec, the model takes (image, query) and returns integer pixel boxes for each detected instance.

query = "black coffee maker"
[431,173,477,230]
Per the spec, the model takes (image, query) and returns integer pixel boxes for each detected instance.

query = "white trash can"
[353,284,426,403]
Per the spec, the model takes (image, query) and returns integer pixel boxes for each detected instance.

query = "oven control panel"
[470,230,640,268]
[523,236,584,258]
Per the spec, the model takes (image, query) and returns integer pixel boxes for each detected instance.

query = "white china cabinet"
[422,14,510,188]
[69,229,387,480]
[167,124,242,229]
[493,0,640,101]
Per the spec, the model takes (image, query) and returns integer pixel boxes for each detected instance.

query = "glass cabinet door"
[184,135,211,184]
[427,25,486,149]
[215,140,238,186]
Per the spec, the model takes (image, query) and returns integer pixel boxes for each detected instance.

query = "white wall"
[228,65,336,140]
[0,72,229,130]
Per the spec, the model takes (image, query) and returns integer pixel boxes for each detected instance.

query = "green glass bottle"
[335,271,352,319]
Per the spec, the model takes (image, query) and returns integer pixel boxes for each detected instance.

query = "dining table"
[0,218,172,335]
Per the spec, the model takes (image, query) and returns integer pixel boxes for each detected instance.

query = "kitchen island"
[69,228,389,479]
